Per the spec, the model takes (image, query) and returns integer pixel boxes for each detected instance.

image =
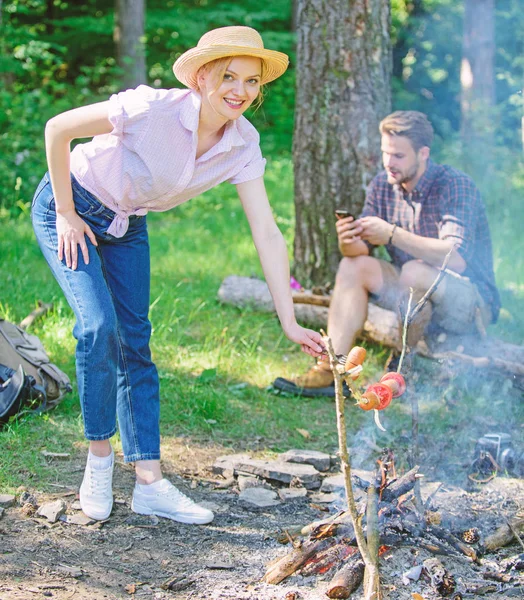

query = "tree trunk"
[293,0,391,285]
[460,0,495,148]
[114,0,147,90]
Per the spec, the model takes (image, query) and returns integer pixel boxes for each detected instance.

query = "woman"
[31,26,324,524]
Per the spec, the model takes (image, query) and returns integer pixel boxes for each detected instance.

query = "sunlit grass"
[1,157,523,493]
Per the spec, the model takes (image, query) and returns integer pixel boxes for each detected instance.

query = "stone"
[70,500,82,510]
[280,449,332,472]
[309,492,337,504]
[60,513,96,526]
[278,488,308,501]
[237,475,268,491]
[214,454,321,489]
[125,514,160,527]
[0,494,16,508]
[0,506,4,518]
[198,501,225,513]
[36,499,67,523]
[18,491,38,507]
[55,564,83,578]
[239,487,281,508]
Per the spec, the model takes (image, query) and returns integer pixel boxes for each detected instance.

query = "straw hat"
[173,26,289,89]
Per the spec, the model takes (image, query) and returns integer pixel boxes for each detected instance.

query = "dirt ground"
[0,440,523,600]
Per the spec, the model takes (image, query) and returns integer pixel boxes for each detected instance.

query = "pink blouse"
[70,86,266,237]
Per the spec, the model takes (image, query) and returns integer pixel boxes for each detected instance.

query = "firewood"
[263,538,335,584]
[298,539,358,577]
[326,559,365,599]
[380,466,420,503]
[428,525,479,562]
[484,518,524,552]
[482,570,513,583]
[364,485,380,597]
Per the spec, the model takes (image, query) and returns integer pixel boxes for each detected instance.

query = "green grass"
[1,156,523,492]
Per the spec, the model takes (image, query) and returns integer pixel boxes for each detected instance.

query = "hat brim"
[173,45,289,89]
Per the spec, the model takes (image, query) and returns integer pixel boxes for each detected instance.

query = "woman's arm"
[236,177,324,357]
[45,101,113,269]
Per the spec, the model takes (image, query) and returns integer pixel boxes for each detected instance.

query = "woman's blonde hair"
[196,56,266,109]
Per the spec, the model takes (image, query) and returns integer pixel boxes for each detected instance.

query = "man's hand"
[56,209,98,270]
[336,214,363,246]
[359,216,395,246]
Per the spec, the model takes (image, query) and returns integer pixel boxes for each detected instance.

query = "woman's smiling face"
[198,56,262,122]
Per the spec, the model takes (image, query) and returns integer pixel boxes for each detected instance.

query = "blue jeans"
[31,173,160,462]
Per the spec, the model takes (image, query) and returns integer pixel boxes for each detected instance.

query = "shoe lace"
[87,467,112,495]
[163,485,197,509]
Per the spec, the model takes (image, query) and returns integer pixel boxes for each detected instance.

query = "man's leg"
[328,255,395,354]
[281,256,396,391]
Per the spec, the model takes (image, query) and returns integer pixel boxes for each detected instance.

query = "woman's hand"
[56,209,98,270]
[284,322,325,357]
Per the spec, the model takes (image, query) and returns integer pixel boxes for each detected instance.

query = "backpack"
[0,318,72,424]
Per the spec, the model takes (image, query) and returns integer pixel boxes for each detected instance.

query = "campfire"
[260,263,524,599]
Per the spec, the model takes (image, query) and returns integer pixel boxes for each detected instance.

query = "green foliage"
[390,0,524,148]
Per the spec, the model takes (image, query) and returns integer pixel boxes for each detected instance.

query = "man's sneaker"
[79,451,114,520]
[131,478,214,524]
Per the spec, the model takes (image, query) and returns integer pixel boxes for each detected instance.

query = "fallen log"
[218,275,524,377]
[484,518,524,552]
[326,558,365,599]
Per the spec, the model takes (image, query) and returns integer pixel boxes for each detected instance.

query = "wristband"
[388,224,397,245]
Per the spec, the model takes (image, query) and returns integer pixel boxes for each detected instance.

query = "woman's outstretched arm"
[236,177,324,357]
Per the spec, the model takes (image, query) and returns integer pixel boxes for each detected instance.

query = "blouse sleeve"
[107,85,158,148]
[229,143,266,185]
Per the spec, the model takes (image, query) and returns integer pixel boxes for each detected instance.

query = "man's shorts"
[370,259,491,334]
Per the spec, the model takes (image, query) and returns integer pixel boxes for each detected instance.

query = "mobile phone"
[335,209,355,220]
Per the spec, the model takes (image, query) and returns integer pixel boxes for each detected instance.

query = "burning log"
[484,518,524,552]
[326,558,365,599]
[380,466,420,503]
[264,538,335,584]
[298,540,358,577]
[427,525,479,562]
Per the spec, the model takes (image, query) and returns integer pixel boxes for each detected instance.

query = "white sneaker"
[131,478,214,524]
[79,452,114,520]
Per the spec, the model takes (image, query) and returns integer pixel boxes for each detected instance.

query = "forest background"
[0,0,523,490]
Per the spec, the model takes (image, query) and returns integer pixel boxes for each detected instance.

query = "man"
[275,111,500,396]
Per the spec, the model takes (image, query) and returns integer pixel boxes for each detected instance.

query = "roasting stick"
[322,332,382,600]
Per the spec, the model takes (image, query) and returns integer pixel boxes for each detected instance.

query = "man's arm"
[358,215,466,272]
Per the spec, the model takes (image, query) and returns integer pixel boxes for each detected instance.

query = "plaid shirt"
[361,159,500,322]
